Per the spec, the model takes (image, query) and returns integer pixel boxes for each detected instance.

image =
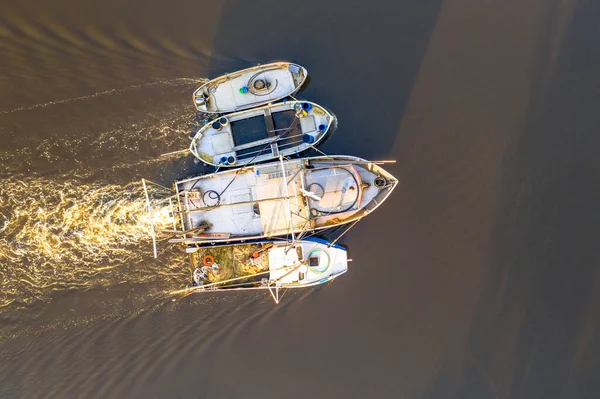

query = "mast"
[142,179,158,259]
[279,155,296,244]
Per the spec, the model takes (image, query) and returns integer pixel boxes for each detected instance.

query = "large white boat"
[167,156,397,245]
[190,100,335,167]
[193,62,307,113]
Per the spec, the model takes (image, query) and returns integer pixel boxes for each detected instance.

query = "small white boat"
[190,101,335,167]
[193,62,308,113]
[175,238,348,303]
[165,156,397,245]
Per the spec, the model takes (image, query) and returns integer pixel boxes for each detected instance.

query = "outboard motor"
[194,92,207,106]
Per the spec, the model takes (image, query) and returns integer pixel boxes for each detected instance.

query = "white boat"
[193,62,308,113]
[190,101,335,167]
[168,156,397,245]
[174,238,348,303]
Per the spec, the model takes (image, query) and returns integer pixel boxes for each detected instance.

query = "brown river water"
[1,0,599,397]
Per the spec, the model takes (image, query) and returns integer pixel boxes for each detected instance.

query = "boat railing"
[235,134,304,160]
[232,132,301,152]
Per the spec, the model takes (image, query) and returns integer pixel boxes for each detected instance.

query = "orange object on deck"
[203,254,215,266]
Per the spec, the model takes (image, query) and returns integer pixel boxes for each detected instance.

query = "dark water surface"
[1,0,600,397]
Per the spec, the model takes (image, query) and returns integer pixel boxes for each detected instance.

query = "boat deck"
[189,244,270,285]
[267,242,348,285]
[177,160,311,239]
[172,156,398,242]
[207,67,298,112]
[231,110,303,160]
[305,166,362,215]
[229,110,300,145]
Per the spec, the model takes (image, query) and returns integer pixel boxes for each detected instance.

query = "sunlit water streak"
[0,176,186,310]
[0,74,215,317]
[0,76,207,180]
[0,78,205,115]
[0,71,240,340]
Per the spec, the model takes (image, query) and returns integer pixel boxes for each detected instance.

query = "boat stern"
[192,87,210,112]
[189,116,237,166]
[288,62,308,91]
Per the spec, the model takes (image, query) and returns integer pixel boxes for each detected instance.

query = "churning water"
[0,176,180,309]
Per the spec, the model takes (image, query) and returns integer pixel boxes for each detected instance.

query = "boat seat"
[264,109,276,137]
[299,115,317,133]
[211,131,235,155]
